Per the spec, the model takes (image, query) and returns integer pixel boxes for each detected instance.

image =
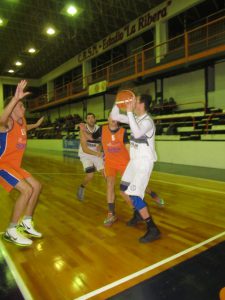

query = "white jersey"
[111,105,157,161]
[78,124,100,158]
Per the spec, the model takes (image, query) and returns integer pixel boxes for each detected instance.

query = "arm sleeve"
[127,112,153,138]
[110,105,129,124]
[92,127,102,139]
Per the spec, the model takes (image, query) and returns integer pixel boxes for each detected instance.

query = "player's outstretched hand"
[35,116,45,128]
[14,80,30,102]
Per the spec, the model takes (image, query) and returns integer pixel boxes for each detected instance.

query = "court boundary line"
[32,172,81,175]
[153,170,225,184]
[0,238,33,300]
[74,231,225,300]
[151,179,225,195]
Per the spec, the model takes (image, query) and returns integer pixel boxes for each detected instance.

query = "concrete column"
[47,80,54,102]
[82,60,92,89]
[155,21,168,64]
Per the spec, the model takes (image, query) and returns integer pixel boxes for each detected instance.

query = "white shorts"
[121,158,154,199]
[80,156,104,173]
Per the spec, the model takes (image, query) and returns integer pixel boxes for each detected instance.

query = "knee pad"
[120,181,129,192]
[130,196,147,210]
[85,166,95,173]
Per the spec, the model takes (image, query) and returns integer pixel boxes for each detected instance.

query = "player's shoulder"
[0,118,14,133]
[138,113,153,122]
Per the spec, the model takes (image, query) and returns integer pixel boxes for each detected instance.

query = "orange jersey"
[0,118,27,167]
[102,125,130,168]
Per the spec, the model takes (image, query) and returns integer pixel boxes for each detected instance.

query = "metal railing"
[205,112,225,134]
[28,14,225,111]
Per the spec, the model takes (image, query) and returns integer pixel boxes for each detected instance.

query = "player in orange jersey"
[93,116,130,226]
[0,80,44,246]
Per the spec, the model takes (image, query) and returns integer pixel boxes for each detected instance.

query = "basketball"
[220,287,225,300]
[115,89,136,110]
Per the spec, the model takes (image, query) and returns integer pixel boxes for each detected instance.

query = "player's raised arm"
[126,95,153,139]
[111,90,136,124]
[0,80,30,127]
[110,105,129,124]
[27,116,45,131]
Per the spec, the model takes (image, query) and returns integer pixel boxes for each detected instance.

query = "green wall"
[156,140,225,169]
[164,69,205,109]
[87,95,104,119]
[209,61,225,109]
[27,139,225,170]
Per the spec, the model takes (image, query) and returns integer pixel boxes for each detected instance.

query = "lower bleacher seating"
[28,107,225,142]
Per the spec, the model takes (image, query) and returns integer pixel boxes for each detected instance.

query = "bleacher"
[28,103,225,142]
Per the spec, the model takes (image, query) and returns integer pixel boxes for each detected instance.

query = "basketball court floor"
[0,149,225,300]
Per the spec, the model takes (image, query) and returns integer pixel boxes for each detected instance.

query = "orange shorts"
[104,163,128,177]
[0,163,31,192]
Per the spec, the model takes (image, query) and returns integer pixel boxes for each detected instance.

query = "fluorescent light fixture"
[0,17,8,27]
[28,48,36,53]
[15,61,22,66]
[67,5,77,16]
[46,27,56,35]
[61,4,82,17]
[8,69,14,73]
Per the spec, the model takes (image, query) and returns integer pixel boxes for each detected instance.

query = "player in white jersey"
[111,94,160,243]
[77,113,104,200]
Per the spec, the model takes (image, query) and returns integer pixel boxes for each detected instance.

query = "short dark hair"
[86,112,95,118]
[138,94,152,112]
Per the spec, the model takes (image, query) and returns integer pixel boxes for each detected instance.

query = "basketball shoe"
[3,227,33,246]
[148,190,165,206]
[104,212,118,226]
[19,219,42,238]
[139,220,161,243]
[126,209,143,226]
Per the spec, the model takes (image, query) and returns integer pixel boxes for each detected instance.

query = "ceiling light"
[15,61,22,66]
[28,48,36,53]
[61,4,82,17]
[67,5,77,16]
[46,27,56,35]
[8,69,14,73]
[0,17,8,27]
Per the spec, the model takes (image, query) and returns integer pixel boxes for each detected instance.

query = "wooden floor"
[0,150,225,300]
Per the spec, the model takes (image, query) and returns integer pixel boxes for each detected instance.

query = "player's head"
[13,102,26,119]
[4,96,26,119]
[86,113,96,127]
[135,94,152,115]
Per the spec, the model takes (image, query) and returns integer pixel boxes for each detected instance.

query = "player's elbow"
[110,113,118,121]
[133,132,142,139]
